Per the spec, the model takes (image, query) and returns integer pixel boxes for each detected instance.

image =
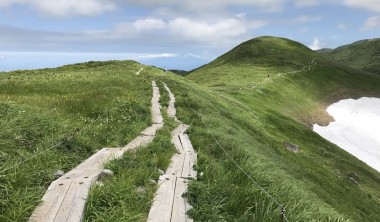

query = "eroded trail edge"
[29,81,163,222]
[147,83,197,222]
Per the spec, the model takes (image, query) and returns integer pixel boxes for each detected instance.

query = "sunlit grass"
[0,60,160,221]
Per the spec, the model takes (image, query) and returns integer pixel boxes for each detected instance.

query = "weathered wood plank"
[147,174,177,222]
[148,83,197,222]
[152,82,163,124]
[182,134,197,179]
[171,177,192,222]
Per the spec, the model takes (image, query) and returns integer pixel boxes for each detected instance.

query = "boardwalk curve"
[147,83,197,222]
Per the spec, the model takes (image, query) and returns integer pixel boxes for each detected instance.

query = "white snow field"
[313,97,380,173]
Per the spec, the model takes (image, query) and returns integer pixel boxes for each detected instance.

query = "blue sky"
[0,0,379,71]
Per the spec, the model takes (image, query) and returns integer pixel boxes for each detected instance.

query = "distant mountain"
[320,38,380,74]
[316,48,333,53]
[189,36,317,87]
[169,69,189,76]
[205,36,315,68]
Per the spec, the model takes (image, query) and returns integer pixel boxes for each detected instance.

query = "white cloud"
[294,0,320,8]
[0,0,115,17]
[125,0,286,13]
[133,19,166,31]
[342,0,380,13]
[361,16,380,30]
[138,53,178,59]
[168,18,247,42]
[337,23,348,30]
[81,17,254,46]
[0,54,6,59]
[309,37,322,50]
[236,12,246,18]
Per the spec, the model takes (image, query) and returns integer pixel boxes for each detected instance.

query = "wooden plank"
[171,177,189,222]
[182,134,197,179]
[54,178,92,222]
[152,81,163,124]
[147,174,177,222]
[29,179,73,222]
[141,123,164,136]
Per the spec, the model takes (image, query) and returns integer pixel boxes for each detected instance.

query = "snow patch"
[313,97,380,173]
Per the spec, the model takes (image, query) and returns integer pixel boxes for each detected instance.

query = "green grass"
[1,36,380,222]
[0,60,162,221]
[182,37,380,221]
[84,120,177,222]
[320,38,380,74]
[84,81,177,221]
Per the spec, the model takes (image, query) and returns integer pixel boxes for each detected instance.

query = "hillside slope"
[320,38,380,74]
[1,36,380,222]
[185,36,380,221]
[0,61,169,221]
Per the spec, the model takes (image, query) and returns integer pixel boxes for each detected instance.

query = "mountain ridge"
[319,38,380,74]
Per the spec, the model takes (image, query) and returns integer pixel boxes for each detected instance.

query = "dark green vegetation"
[1,36,380,222]
[319,38,380,74]
[169,69,189,76]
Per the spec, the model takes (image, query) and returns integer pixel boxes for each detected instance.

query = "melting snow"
[313,97,380,173]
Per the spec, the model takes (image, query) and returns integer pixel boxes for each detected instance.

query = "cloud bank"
[0,0,115,17]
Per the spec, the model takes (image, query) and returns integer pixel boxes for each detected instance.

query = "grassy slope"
[320,38,380,74]
[0,61,160,221]
[185,36,380,221]
[84,81,178,222]
[1,36,380,222]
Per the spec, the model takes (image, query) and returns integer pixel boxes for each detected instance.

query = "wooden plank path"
[147,83,197,222]
[29,81,163,222]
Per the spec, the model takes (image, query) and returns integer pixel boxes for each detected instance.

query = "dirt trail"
[148,83,197,222]
[29,81,163,222]
[251,58,317,89]
[136,67,144,75]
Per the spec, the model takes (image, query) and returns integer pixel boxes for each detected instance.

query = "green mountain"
[320,38,380,74]
[187,36,380,221]
[1,37,380,222]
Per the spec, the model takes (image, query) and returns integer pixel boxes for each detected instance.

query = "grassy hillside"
[1,36,380,222]
[186,36,380,221]
[0,61,167,221]
[320,38,380,74]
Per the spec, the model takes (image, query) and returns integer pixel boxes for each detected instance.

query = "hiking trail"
[147,83,197,222]
[29,81,163,222]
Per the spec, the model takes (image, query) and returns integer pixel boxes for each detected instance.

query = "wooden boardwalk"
[29,81,163,222]
[147,83,197,222]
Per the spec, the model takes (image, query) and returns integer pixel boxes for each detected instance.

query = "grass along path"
[251,57,317,89]
[29,81,163,222]
[147,82,197,222]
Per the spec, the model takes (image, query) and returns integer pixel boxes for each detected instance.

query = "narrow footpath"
[251,58,317,89]
[29,81,163,222]
[147,83,197,222]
